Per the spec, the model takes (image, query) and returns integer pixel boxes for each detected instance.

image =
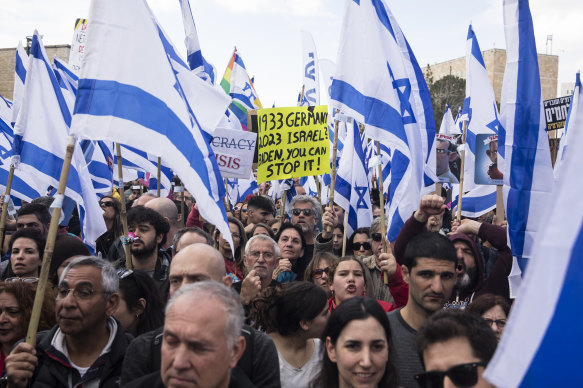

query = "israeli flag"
[13,32,106,249]
[554,72,580,180]
[268,178,297,218]
[331,0,436,242]
[451,184,496,218]
[484,30,583,388]
[335,120,373,236]
[12,42,28,126]
[499,0,554,283]
[115,144,172,198]
[179,0,216,84]
[81,139,115,196]
[71,0,233,250]
[226,172,258,207]
[462,25,503,192]
[439,104,459,135]
[0,95,11,126]
[299,30,320,107]
[299,176,319,198]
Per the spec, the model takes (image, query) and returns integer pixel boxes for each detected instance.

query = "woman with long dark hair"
[95,195,123,258]
[311,297,398,388]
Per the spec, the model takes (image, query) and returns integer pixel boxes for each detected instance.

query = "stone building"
[0,44,70,100]
[425,48,559,102]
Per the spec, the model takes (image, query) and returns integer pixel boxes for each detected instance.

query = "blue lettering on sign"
[305,52,316,81]
[354,186,369,209]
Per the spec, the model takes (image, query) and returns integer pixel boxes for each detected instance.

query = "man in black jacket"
[5,256,131,388]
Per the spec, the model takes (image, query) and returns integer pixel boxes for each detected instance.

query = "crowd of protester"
[0,178,513,387]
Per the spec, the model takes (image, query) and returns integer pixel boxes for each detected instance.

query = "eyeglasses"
[5,277,38,283]
[292,208,314,217]
[415,362,486,388]
[242,208,248,213]
[312,267,330,279]
[56,286,107,301]
[248,250,275,260]
[483,319,506,328]
[233,206,241,211]
[352,242,372,251]
[436,148,454,154]
[117,269,134,279]
[371,233,382,242]
[99,201,115,208]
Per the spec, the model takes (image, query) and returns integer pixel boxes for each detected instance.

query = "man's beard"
[131,239,157,260]
[455,265,478,293]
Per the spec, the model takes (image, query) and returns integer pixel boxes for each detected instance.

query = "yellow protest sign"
[257,106,330,183]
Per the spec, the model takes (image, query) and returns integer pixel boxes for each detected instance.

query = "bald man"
[146,197,180,251]
[121,245,280,388]
[133,192,156,207]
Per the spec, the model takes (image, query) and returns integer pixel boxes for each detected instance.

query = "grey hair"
[166,281,244,349]
[245,234,280,258]
[290,195,322,221]
[172,226,212,255]
[60,256,119,296]
[370,216,387,234]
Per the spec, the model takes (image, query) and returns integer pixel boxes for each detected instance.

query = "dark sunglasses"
[352,242,372,251]
[99,201,115,208]
[415,362,486,388]
[312,267,330,279]
[371,233,382,242]
[233,206,241,211]
[292,208,314,217]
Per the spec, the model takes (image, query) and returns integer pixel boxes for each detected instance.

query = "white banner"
[69,18,88,73]
[210,127,257,178]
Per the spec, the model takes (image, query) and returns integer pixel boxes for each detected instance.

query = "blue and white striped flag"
[71,0,233,250]
[554,72,579,180]
[331,0,436,242]
[299,30,320,107]
[178,0,216,84]
[335,120,373,236]
[439,104,459,135]
[499,0,554,286]
[0,95,11,126]
[451,184,496,218]
[11,42,28,127]
[462,25,503,192]
[484,33,583,388]
[115,144,172,198]
[13,32,106,249]
[226,171,258,207]
[299,176,319,198]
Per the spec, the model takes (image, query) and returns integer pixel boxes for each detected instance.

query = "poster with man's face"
[474,134,503,185]
[435,134,462,183]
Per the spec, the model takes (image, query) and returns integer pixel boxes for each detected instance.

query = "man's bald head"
[133,193,156,207]
[168,243,230,295]
[145,197,179,227]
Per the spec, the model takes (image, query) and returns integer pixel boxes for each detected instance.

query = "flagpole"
[326,110,340,234]
[224,179,230,213]
[341,211,348,257]
[156,157,161,197]
[375,141,390,284]
[0,164,16,253]
[180,187,185,228]
[26,136,75,345]
[456,119,469,222]
[280,191,287,225]
[115,143,132,270]
[496,185,505,225]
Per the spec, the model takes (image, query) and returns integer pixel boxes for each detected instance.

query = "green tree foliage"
[425,68,466,131]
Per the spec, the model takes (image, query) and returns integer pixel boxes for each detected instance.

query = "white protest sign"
[69,18,88,73]
[210,127,257,178]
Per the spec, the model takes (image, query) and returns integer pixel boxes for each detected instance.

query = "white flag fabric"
[439,104,459,135]
[462,25,503,192]
[499,0,554,281]
[11,42,28,126]
[553,72,580,180]
[335,120,373,237]
[451,184,496,218]
[330,0,436,242]
[299,30,320,107]
[70,0,233,250]
[179,0,216,83]
[13,32,106,249]
[485,30,583,388]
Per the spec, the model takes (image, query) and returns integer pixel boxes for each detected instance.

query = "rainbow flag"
[220,49,262,129]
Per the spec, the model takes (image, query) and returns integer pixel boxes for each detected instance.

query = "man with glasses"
[415,309,497,388]
[233,235,280,307]
[289,195,336,280]
[5,256,131,387]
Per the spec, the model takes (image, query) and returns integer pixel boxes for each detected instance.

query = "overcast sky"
[1,0,580,106]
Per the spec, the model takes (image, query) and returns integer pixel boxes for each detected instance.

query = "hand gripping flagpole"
[0,163,16,252]
[115,143,132,270]
[156,157,161,197]
[456,119,469,222]
[26,136,75,345]
[375,141,390,285]
[326,110,340,234]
